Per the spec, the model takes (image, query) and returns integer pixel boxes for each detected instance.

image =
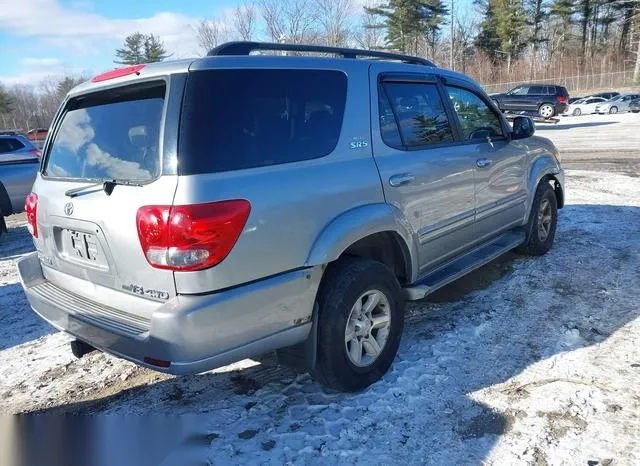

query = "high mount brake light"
[92,65,146,83]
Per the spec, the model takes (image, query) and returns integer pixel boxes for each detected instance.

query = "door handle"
[476,158,492,168]
[389,173,415,187]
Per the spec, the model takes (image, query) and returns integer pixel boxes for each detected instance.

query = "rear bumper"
[17,252,320,375]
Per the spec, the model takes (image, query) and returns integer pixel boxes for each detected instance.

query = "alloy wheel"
[344,289,391,367]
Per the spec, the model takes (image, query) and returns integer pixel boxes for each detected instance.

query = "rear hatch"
[32,78,180,310]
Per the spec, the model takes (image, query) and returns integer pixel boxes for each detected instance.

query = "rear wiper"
[65,179,144,198]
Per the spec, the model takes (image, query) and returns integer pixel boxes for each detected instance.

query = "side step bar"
[404,230,526,300]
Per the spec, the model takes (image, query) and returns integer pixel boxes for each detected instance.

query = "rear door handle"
[389,173,415,187]
[476,158,492,168]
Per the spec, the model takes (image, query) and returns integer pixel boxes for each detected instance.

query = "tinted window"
[545,86,555,95]
[447,87,503,140]
[508,86,529,95]
[179,69,347,174]
[380,82,453,148]
[528,86,545,95]
[378,87,403,147]
[44,83,165,181]
[0,138,25,154]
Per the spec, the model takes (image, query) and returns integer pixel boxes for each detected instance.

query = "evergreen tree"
[115,33,169,64]
[56,76,86,99]
[475,0,527,72]
[527,0,550,78]
[365,0,449,55]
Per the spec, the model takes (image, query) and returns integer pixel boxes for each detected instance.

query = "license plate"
[67,230,100,262]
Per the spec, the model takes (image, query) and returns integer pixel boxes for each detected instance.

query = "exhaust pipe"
[70,339,96,359]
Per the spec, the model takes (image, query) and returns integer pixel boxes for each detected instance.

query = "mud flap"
[276,302,319,373]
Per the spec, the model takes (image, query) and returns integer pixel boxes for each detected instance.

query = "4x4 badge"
[64,202,74,216]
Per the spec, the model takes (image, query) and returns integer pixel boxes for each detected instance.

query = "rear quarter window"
[178,69,347,174]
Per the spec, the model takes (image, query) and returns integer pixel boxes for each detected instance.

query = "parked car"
[0,132,40,237]
[27,128,49,150]
[629,98,640,113]
[490,83,569,118]
[564,96,607,116]
[590,91,620,100]
[595,93,640,114]
[17,42,565,392]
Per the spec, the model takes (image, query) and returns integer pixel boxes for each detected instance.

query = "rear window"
[0,138,26,154]
[43,82,165,181]
[178,69,347,174]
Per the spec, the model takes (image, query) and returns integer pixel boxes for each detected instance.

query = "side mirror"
[512,116,535,139]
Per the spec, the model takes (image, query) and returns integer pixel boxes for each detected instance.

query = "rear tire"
[539,103,555,119]
[516,182,558,256]
[609,106,618,114]
[314,258,404,392]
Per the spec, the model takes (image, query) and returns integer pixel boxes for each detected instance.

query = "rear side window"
[0,138,25,154]
[179,69,347,174]
[528,86,545,95]
[44,82,165,181]
[379,82,454,148]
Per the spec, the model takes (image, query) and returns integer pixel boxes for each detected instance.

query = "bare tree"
[194,19,231,55]
[354,0,386,50]
[233,2,258,40]
[258,0,319,44]
[314,0,355,46]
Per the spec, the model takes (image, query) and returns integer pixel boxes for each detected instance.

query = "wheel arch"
[306,203,418,284]
[525,160,564,223]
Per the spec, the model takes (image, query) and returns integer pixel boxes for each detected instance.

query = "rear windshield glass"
[43,82,165,181]
[0,138,26,154]
[179,69,347,174]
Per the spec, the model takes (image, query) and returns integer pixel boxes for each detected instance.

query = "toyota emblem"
[64,202,74,216]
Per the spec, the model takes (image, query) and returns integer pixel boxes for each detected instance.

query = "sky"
[0,0,473,87]
[0,0,242,86]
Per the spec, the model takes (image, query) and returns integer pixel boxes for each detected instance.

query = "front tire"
[315,258,404,392]
[539,103,555,119]
[609,106,618,114]
[573,108,581,116]
[516,182,558,256]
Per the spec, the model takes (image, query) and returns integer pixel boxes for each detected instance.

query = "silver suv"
[17,42,564,392]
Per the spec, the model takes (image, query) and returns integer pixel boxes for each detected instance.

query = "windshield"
[44,82,165,181]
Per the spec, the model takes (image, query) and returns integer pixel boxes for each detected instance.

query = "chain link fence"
[482,71,637,95]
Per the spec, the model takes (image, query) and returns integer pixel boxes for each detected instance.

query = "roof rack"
[208,41,435,67]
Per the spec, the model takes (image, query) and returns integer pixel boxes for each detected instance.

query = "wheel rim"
[540,105,553,118]
[344,289,391,367]
[537,198,553,242]
[573,109,581,116]
[610,107,618,114]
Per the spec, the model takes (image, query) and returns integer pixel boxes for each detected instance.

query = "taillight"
[25,192,38,237]
[136,200,251,271]
[557,96,568,104]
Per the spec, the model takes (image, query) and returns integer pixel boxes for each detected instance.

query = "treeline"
[1,0,638,131]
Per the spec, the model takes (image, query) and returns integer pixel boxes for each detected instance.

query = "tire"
[539,103,555,119]
[315,258,404,392]
[609,106,618,114]
[572,108,581,116]
[516,182,558,256]
[632,110,639,113]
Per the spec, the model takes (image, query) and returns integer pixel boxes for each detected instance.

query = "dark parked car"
[630,98,640,113]
[590,91,619,100]
[491,84,569,118]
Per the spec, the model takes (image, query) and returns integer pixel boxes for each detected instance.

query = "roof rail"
[207,41,435,67]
